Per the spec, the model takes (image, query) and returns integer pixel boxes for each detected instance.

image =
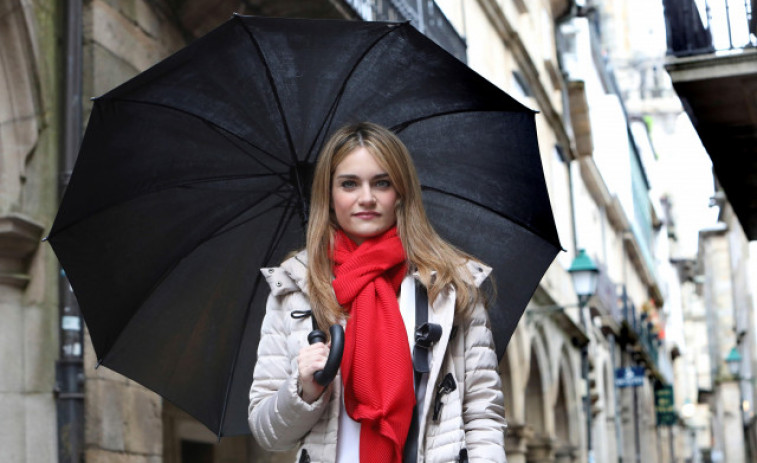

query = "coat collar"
[264,250,490,295]
[260,250,309,296]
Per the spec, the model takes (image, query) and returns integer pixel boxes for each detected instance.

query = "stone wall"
[0,0,62,461]
[80,1,183,461]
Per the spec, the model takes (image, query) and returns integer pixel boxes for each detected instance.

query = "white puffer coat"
[248,251,507,462]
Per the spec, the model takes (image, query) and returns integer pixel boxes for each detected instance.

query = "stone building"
[1,0,694,462]
[1,1,63,461]
[661,0,757,461]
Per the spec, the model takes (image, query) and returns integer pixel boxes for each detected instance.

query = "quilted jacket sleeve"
[248,292,331,451]
[462,301,507,462]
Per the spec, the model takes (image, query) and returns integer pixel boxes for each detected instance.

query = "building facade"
[2,0,734,462]
[662,0,757,461]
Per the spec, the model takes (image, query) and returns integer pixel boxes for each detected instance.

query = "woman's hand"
[297,342,330,404]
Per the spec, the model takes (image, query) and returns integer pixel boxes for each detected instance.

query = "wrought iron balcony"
[662,0,757,240]
[616,285,668,382]
[177,1,466,62]
[344,0,467,62]
[663,0,756,56]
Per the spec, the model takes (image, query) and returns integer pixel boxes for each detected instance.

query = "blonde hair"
[306,122,487,330]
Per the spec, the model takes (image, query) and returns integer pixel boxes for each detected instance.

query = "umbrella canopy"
[47,15,561,437]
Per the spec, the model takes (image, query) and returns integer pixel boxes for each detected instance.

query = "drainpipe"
[556,4,593,462]
[620,283,643,463]
[632,369,641,463]
[56,1,84,461]
[609,333,624,463]
[578,293,594,463]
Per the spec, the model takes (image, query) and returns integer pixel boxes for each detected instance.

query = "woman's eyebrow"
[334,173,390,179]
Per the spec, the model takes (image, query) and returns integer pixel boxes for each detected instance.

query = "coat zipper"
[299,448,310,463]
[432,373,457,421]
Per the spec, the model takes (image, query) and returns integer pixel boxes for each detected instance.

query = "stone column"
[554,444,578,463]
[717,381,746,463]
[0,214,53,462]
[506,423,534,463]
[527,435,556,463]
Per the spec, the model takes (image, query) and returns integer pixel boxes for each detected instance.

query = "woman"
[248,122,506,463]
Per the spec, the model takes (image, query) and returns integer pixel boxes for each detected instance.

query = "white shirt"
[335,275,429,461]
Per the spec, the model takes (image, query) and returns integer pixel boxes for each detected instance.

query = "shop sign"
[655,384,677,426]
[615,366,645,388]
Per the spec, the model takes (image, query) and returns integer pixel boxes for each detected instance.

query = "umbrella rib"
[103,98,293,170]
[305,22,406,163]
[216,196,301,437]
[235,17,306,205]
[48,174,291,240]
[234,16,318,235]
[98,192,296,368]
[209,116,295,178]
[388,108,535,135]
[203,195,296,242]
[262,190,303,265]
[421,185,562,249]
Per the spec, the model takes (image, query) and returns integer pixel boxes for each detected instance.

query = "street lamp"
[569,248,600,305]
[725,346,742,378]
[568,249,599,463]
[724,345,750,461]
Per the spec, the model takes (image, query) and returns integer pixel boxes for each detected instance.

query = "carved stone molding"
[506,423,535,457]
[526,434,557,463]
[554,443,578,463]
[0,1,41,210]
[0,213,44,288]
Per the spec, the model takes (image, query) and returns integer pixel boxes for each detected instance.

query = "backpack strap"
[404,281,442,462]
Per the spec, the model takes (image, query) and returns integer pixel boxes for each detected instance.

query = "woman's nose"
[358,185,376,205]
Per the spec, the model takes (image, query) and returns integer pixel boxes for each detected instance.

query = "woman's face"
[331,146,398,245]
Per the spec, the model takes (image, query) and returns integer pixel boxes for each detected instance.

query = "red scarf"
[331,227,414,463]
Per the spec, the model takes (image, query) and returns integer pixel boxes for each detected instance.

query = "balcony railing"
[344,0,467,62]
[618,286,663,375]
[638,313,660,366]
[663,0,756,57]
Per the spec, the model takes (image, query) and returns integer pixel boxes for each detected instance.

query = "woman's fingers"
[298,343,329,371]
[297,343,330,403]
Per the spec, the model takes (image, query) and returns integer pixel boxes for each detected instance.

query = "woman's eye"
[375,179,391,188]
[340,180,357,188]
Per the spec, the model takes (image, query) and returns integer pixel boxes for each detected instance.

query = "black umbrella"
[47,15,561,437]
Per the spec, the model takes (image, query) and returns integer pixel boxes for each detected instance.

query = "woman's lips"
[353,212,380,219]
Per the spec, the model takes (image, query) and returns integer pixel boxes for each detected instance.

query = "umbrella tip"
[95,359,103,369]
[41,235,49,242]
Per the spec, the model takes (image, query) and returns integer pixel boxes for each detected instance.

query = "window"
[181,441,214,463]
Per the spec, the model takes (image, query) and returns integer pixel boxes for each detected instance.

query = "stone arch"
[598,356,619,463]
[553,346,581,462]
[0,0,41,211]
[524,326,553,462]
[639,379,659,453]
[603,358,616,416]
[501,344,514,424]
[525,341,550,436]
[588,355,609,463]
[503,322,529,422]
[502,322,533,462]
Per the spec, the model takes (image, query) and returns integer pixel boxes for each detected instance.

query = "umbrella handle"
[307,324,344,387]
